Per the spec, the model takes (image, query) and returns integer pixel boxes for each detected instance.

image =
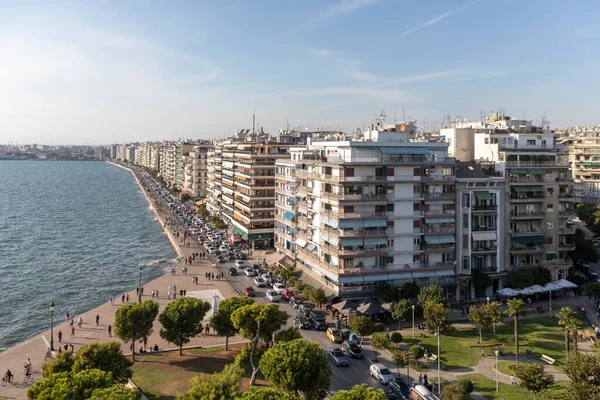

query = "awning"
[341,238,363,247]
[362,274,390,283]
[510,169,529,174]
[306,243,317,252]
[474,191,493,201]
[339,276,365,284]
[364,238,387,246]
[516,218,543,222]
[283,211,295,221]
[411,270,437,278]
[521,284,546,295]
[551,279,578,289]
[528,169,546,175]
[295,238,307,248]
[363,219,387,228]
[435,269,456,277]
[497,288,520,297]
[425,218,455,224]
[544,282,561,291]
[357,301,387,315]
[514,236,545,244]
[472,231,497,241]
[388,272,413,280]
[328,236,340,246]
[379,147,410,155]
[513,187,530,193]
[339,220,363,229]
[426,200,455,205]
[324,218,339,229]
[472,211,497,217]
[407,147,430,154]
[426,235,455,244]
[275,221,287,230]
[546,252,557,260]
[296,193,307,199]
[233,226,248,240]
[528,187,544,192]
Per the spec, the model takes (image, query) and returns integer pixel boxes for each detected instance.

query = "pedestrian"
[168,290,171,299]
[70,344,74,353]
[126,293,130,303]
[71,326,75,338]
[58,330,63,343]
[179,290,183,297]
[481,348,485,359]
[211,273,215,280]
[70,318,74,327]
[183,289,186,296]
[66,311,70,321]
[511,375,516,386]
[156,289,159,297]
[122,294,125,303]
[96,314,100,326]
[174,284,177,292]
[141,287,144,296]
[205,325,210,335]
[173,291,177,299]
[136,287,140,296]
[152,289,155,298]
[418,373,423,385]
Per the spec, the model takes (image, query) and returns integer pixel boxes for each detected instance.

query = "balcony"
[472,204,498,210]
[559,243,576,251]
[423,210,456,217]
[326,154,456,165]
[472,225,497,231]
[558,228,575,235]
[510,245,545,254]
[424,243,456,251]
[471,246,498,253]
[510,230,543,237]
[558,193,575,199]
[339,211,388,219]
[510,194,544,202]
[322,244,389,257]
[509,177,546,184]
[473,264,499,272]
[422,175,455,182]
[505,160,569,167]
[423,226,455,234]
[424,192,456,200]
[339,193,388,202]
[510,211,544,219]
[340,228,389,237]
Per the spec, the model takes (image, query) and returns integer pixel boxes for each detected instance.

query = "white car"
[266,289,281,302]
[254,277,266,287]
[235,260,246,268]
[369,363,395,385]
[567,218,574,225]
[272,282,285,294]
[207,247,218,254]
[260,273,271,282]
[219,245,229,252]
[244,267,256,277]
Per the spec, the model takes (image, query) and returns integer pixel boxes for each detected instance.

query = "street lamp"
[49,300,55,351]
[487,297,490,305]
[138,266,143,303]
[411,305,415,339]
[494,349,499,393]
[549,289,552,314]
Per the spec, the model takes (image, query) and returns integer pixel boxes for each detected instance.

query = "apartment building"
[183,144,212,198]
[207,139,293,247]
[455,161,506,301]
[274,124,458,299]
[569,136,600,203]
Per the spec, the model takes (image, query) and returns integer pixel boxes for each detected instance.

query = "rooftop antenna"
[252,102,256,134]
[402,107,405,122]
[286,119,290,132]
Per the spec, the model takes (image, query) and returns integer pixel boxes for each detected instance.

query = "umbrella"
[551,279,578,289]
[332,300,358,311]
[340,308,360,316]
[544,282,561,291]
[357,301,386,316]
[525,284,547,294]
[497,288,520,297]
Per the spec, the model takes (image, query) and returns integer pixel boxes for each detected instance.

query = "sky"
[1,0,600,145]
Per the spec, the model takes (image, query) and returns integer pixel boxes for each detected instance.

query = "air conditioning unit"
[424,168,430,175]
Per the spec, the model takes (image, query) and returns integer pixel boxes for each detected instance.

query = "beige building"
[183,144,212,198]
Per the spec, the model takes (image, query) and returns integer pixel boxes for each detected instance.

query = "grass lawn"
[460,373,569,400]
[402,316,570,371]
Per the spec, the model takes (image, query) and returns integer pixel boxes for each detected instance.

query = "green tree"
[259,339,331,400]
[402,282,420,299]
[390,332,403,350]
[237,387,302,400]
[408,345,425,362]
[278,267,296,285]
[42,351,74,378]
[373,322,385,333]
[569,230,599,264]
[576,204,598,226]
[390,299,412,326]
[456,379,474,394]
[566,315,583,354]
[557,306,578,361]
[506,298,526,366]
[274,327,303,343]
[440,384,467,400]
[177,363,242,400]
[348,315,375,345]
[210,296,255,351]
[309,287,326,307]
[330,384,387,400]
[114,300,159,361]
[391,350,405,373]
[583,282,600,299]
[483,301,502,336]
[564,353,600,386]
[370,332,390,361]
[515,363,555,400]
[72,341,133,383]
[467,304,492,344]
[302,285,315,300]
[423,302,453,336]
[531,266,552,286]
[471,268,492,295]
[375,282,399,303]
[418,284,445,307]
[506,269,535,289]
[159,297,211,355]
[231,303,288,385]
[27,369,116,400]
[90,385,141,400]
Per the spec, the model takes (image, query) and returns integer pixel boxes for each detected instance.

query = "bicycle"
[44,349,53,361]
[22,372,31,384]
[1,375,13,386]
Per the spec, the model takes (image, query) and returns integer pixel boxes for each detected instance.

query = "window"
[324,253,331,263]
[546,237,554,245]
[324,166,332,175]
[462,193,470,208]
[547,221,554,229]
[547,188,553,196]
[387,203,394,212]
[345,168,354,177]
[414,168,421,176]
[413,237,421,246]
[344,206,354,213]
[527,140,536,145]
[463,234,469,248]
[413,203,421,211]
[324,203,332,211]
[387,168,394,176]
[413,185,421,193]
[386,256,394,265]
[387,221,394,229]
[413,220,421,228]
[547,204,554,212]
[387,239,394,247]
[463,213,469,228]
[413,255,421,263]
[462,256,469,271]
[343,259,354,268]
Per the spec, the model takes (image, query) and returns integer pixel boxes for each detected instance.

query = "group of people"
[205,272,223,280]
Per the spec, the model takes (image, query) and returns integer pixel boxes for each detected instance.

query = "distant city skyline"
[1,0,599,145]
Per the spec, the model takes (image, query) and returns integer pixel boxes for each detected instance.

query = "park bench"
[540,354,555,365]
[426,353,437,361]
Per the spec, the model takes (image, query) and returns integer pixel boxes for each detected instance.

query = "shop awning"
[295,238,307,248]
[472,211,497,217]
[364,238,387,246]
[388,272,413,280]
[527,169,546,175]
[363,219,387,228]
[551,279,578,289]
[435,269,456,277]
[425,218,455,224]
[426,200,455,205]
[339,220,363,229]
[283,211,295,221]
[426,235,455,244]
[341,238,363,247]
[472,231,497,241]
[528,187,544,192]
[407,147,430,154]
[546,252,557,260]
[474,191,493,201]
[510,169,529,174]
[514,236,545,244]
[362,274,391,284]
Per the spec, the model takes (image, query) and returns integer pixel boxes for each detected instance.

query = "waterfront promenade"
[0,163,240,400]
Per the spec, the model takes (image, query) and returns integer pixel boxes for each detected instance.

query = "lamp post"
[138,266,143,303]
[412,305,415,339]
[549,289,552,314]
[50,300,55,351]
[494,349,499,393]
[487,296,490,305]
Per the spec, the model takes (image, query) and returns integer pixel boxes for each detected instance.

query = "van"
[409,384,440,400]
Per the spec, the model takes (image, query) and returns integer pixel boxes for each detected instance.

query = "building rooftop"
[456,161,490,180]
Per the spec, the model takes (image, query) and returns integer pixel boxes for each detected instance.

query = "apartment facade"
[274,125,458,299]
[569,136,600,204]
[183,144,211,198]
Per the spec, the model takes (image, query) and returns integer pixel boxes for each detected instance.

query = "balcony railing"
[339,193,388,201]
[509,177,546,183]
[510,195,545,201]
[558,228,575,235]
[472,246,498,253]
[510,211,545,218]
[472,204,498,210]
[340,211,388,218]
[472,225,497,231]
[422,175,455,182]
[424,192,456,200]
[510,245,545,253]
[558,193,574,198]
[558,244,576,251]
[423,210,456,217]
[510,230,543,237]
[423,226,455,234]
[473,264,499,272]
[505,160,569,167]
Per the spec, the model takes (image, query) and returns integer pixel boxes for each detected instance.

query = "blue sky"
[1,0,599,145]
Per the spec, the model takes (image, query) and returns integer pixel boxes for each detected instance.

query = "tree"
[370,332,391,361]
[456,379,474,394]
[483,301,502,336]
[309,287,326,307]
[390,299,412,326]
[348,315,375,345]
[274,327,303,343]
[418,284,445,307]
[408,345,425,362]
[42,351,74,378]
[471,268,492,295]
[231,303,288,385]
[237,387,302,400]
[177,363,242,400]
[27,369,116,400]
[278,266,296,286]
[114,300,159,361]
[531,266,552,286]
[506,269,535,289]
[373,322,385,333]
[576,203,598,226]
[557,306,578,361]
[440,384,467,400]
[402,282,420,299]
[302,285,315,300]
[90,385,141,400]
[570,230,599,264]
[259,339,331,400]
[566,315,583,354]
[423,302,453,336]
[515,363,555,400]
[583,282,600,299]
[375,282,399,303]
[210,296,255,351]
[72,341,133,383]
[391,350,405,373]
[330,384,388,400]
[390,332,403,350]
[564,353,600,386]
[159,297,211,356]
[506,298,526,367]
[468,304,492,344]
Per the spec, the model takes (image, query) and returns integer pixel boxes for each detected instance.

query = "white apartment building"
[275,124,458,299]
[183,144,211,198]
[569,136,600,203]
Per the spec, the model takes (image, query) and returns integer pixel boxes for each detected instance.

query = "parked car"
[289,296,304,309]
[244,267,256,277]
[243,286,255,297]
[326,328,343,344]
[327,347,350,367]
[342,340,363,358]
[294,315,313,329]
[298,303,314,316]
[309,310,328,331]
[281,288,294,301]
[272,282,285,294]
[216,255,225,263]
[388,381,410,399]
[228,267,237,276]
[235,260,246,268]
[370,363,395,385]
[253,276,266,287]
[266,289,281,302]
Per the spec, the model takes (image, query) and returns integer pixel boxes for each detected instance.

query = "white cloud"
[325,0,383,17]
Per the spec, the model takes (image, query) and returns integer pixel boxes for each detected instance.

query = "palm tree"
[506,298,526,366]
[567,316,583,354]
[556,306,577,361]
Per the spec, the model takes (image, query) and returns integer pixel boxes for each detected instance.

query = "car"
[281,288,294,301]
[207,247,218,254]
[235,253,247,260]
[294,315,313,329]
[342,340,363,358]
[327,347,350,367]
[216,255,225,263]
[388,381,410,399]
[272,282,285,293]
[235,260,246,268]
[309,310,328,331]
[266,289,281,302]
[298,303,314,316]
[244,267,256,277]
[289,296,304,309]
[252,264,261,271]
[243,286,255,297]
[219,245,229,252]
[228,267,237,276]
[326,328,343,343]
[370,363,395,385]
[253,276,266,287]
